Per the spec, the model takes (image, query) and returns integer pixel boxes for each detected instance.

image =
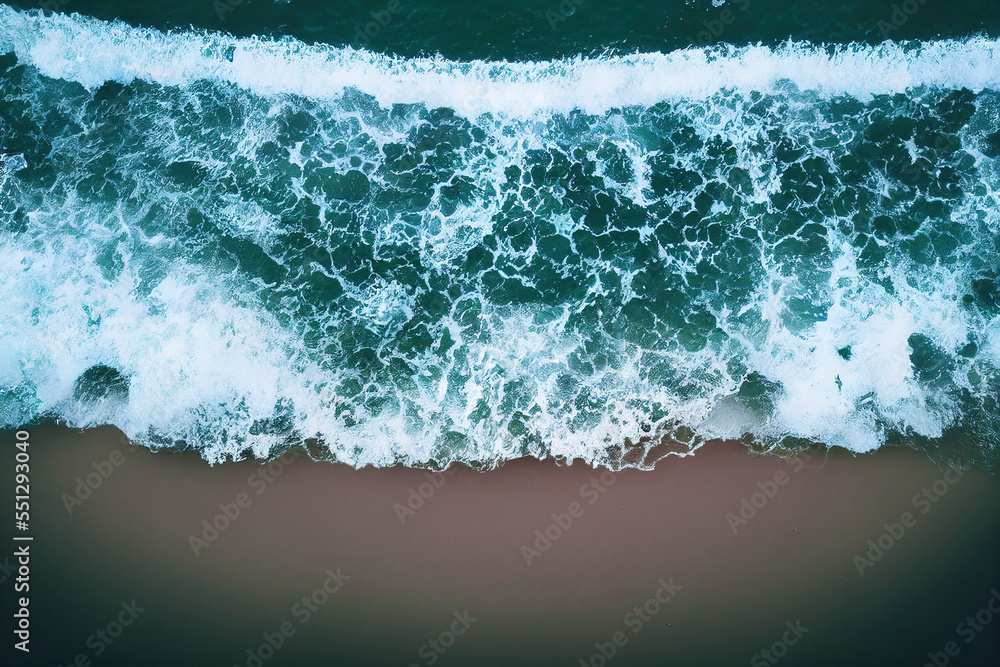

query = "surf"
[1,5,999,470]
[2,6,1000,116]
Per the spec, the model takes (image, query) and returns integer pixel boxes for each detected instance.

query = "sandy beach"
[2,425,998,666]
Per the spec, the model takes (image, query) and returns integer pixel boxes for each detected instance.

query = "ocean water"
[1,2,999,469]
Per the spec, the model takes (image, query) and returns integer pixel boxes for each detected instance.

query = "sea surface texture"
[1,2,999,468]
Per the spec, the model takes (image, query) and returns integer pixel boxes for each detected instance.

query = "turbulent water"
[2,4,1000,468]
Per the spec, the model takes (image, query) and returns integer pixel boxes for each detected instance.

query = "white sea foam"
[2,6,999,467]
[1,6,1000,119]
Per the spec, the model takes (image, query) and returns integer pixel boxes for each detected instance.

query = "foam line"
[1,6,999,118]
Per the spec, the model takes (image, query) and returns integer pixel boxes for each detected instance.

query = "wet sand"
[2,425,999,667]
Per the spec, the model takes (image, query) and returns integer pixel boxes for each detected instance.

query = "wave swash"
[2,7,999,469]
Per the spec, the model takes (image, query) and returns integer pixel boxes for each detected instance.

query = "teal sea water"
[1,2,1000,469]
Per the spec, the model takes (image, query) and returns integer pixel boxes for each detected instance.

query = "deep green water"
[5,0,1000,59]
[1,2,1000,469]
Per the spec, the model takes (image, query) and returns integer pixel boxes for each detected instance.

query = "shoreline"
[3,424,998,666]
[43,415,991,476]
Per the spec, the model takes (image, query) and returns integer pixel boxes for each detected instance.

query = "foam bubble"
[1,7,1000,118]
[2,6,999,469]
